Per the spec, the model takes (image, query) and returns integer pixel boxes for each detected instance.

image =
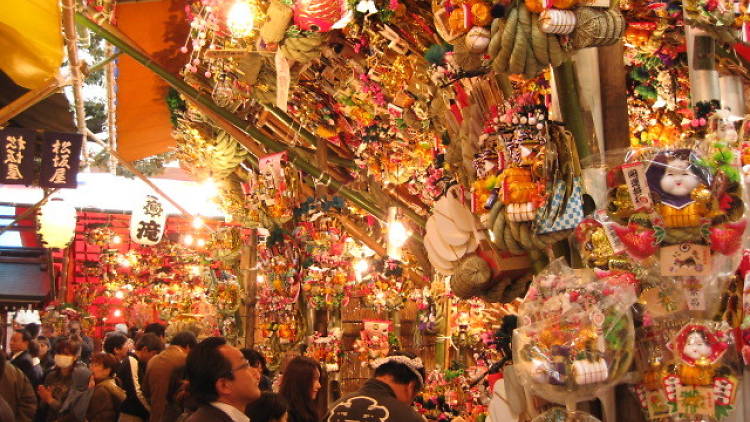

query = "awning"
[0,248,50,309]
[115,0,189,161]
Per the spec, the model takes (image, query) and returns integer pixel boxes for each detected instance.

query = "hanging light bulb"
[113,309,122,318]
[37,198,77,249]
[386,207,410,260]
[196,238,206,247]
[226,1,254,38]
[192,217,204,229]
[200,177,220,199]
[112,235,122,245]
[114,291,125,299]
[183,234,194,246]
[354,259,368,281]
[257,274,265,283]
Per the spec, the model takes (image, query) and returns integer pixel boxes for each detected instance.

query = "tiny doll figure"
[671,324,728,386]
[645,149,714,228]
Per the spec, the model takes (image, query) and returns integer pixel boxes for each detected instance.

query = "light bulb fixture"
[114,291,125,299]
[183,234,194,246]
[113,309,122,318]
[226,1,254,38]
[37,198,77,249]
[192,217,204,229]
[118,255,131,268]
[112,235,122,245]
[354,259,368,281]
[196,238,206,247]
[386,207,410,260]
[257,274,265,283]
[199,177,220,199]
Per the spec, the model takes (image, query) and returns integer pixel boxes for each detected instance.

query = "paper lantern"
[37,198,77,249]
[130,195,166,245]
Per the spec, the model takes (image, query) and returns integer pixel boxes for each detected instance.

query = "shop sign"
[40,132,83,188]
[0,128,36,185]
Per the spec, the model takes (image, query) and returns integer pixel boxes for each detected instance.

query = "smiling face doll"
[646,149,712,228]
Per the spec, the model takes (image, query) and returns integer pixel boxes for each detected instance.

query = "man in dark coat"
[9,329,42,388]
[117,333,164,422]
[0,351,37,422]
[325,353,425,422]
[183,337,261,422]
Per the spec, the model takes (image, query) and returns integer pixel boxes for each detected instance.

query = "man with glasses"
[184,337,262,422]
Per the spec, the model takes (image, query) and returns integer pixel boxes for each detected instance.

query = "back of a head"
[186,337,230,405]
[90,352,119,376]
[55,335,83,357]
[145,322,166,338]
[25,323,40,339]
[372,352,425,390]
[246,392,288,422]
[240,348,268,373]
[171,331,198,349]
[136,333,164,353]
[28,340,40,358]
[103,332,128,354]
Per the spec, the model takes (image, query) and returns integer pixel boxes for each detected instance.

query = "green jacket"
[0,361,37,422]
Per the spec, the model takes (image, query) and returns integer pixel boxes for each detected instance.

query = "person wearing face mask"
[37,336,86,422]
[324,353,425,422]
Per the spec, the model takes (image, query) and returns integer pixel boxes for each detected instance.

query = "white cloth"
[211,402,250,422]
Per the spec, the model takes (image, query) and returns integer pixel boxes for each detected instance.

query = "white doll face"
[684,331,712,360]
[660,159,700,197]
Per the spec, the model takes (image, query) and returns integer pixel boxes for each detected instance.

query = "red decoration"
[612,223,658,259]
[709,220,747,256]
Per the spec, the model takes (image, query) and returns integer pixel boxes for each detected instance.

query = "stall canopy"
[114,0,188,162]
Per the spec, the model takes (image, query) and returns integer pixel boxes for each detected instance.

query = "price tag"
[621,162,653,210]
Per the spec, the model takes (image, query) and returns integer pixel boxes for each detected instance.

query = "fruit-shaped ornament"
[293,0,348,32]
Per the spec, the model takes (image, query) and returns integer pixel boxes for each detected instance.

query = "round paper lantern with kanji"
[130,195,167,245]
[37,198,77,249]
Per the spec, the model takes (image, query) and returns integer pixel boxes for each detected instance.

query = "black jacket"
[325,379,424,422]
[10,351,41,388]
[117,354,150,419]
[184,405,233,422]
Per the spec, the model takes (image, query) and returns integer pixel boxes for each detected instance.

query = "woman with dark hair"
[279,356,323,422]
[246,392,289,422]
[37,336,87,422]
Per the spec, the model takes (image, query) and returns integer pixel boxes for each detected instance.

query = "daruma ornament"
[37,198,77,249]
[293,0,346,32]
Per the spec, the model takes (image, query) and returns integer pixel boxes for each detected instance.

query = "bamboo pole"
[75,13,425,226]
[83,129,195,218]
[241,229,258,347]
[62,0,89,165]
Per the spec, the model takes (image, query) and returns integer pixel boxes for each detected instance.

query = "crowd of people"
[2,319,428,422]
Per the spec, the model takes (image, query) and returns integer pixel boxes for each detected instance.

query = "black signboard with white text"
[40,132,83,188]
[0,128,36,185]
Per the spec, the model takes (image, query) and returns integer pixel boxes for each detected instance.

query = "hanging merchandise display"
[17,0,750,420]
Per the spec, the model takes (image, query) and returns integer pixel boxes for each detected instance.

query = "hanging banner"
[0,128,36,185]
[40,132,83,188]
[130,194,167,245]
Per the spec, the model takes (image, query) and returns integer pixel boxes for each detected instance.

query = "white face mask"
[54,355,75,369]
